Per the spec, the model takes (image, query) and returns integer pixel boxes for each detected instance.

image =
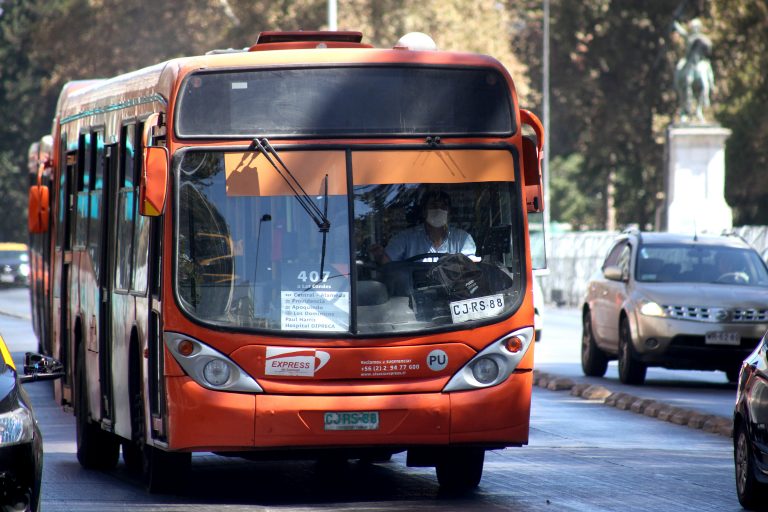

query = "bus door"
[59,150,76,393]
[95,135,115,422]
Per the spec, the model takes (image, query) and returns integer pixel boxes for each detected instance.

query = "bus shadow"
[109,454,518,511]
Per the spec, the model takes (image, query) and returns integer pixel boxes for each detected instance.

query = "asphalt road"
[535,304,738,419]
[0,288,744,511]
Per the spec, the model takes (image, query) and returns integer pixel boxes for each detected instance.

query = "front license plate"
[449,294,505,324]
[0,274,13,283]
[705,331,741,346]
[324,411,380,431]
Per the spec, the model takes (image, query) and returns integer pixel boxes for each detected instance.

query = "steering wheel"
[716,271,749,284]
[404,252,448,262]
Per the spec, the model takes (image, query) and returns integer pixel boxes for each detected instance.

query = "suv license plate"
[324,411,380,431]
[705,331,741,346]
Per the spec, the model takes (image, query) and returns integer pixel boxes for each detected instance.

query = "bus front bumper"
[164,370,532,452]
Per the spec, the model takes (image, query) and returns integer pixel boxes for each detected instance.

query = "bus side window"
[55,135,67,252]
[131,122,150,294]
[115,124,137,292]
[74,133,91,249]
[88,131,105,281]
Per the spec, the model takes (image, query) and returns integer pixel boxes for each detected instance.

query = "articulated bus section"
[27,30,544,492]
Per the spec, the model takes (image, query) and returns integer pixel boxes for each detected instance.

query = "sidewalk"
[533,369,733,438]
[0,287,32,320]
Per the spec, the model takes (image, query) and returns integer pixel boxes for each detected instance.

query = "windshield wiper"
[250,138,331,232]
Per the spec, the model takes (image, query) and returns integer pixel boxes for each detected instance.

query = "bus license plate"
[324,411,380,431]
[449,294,505,324]
[705,331,741,345]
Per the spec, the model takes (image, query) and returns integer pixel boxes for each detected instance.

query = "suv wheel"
[581,310,608,377]
[618,317,646,385]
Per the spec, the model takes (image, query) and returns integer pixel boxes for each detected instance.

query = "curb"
[534,370,733,438]
[0,309,31,321]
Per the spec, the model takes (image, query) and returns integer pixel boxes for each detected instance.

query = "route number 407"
[297,270,330,283]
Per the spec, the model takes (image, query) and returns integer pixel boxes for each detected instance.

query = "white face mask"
[426,208,448,228]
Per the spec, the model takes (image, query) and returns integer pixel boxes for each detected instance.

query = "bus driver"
[370,189,476,264]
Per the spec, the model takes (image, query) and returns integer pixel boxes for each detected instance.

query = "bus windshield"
[175,148,524,335]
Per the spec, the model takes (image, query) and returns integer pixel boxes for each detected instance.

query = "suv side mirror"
[603,265,625,281]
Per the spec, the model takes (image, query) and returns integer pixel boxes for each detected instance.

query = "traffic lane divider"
[533,370,733,438]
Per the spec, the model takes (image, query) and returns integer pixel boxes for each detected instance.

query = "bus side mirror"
[520,109,544,213]
[522,137,543,213]
[28,185,50,233]
[139,146,168,217]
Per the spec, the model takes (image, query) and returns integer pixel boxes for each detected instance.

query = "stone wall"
[540,226,768,307]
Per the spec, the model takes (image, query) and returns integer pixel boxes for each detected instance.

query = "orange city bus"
[28,31,545,492]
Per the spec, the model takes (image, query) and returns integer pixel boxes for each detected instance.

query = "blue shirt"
[385,225,476,261]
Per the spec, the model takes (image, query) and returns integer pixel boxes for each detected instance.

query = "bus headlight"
[471,357,500,384]
[443,327,533,392]
[0,406,34,446]
[165,333,262,393]
[203,359,231,387]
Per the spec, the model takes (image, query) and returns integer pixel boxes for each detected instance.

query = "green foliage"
[514,1,684,230]
[709,1,768,224]
[549,153,599,229]
[1,0,767,241]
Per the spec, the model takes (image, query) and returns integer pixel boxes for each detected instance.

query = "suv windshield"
[636,244,768,286]
[175,148,524,335]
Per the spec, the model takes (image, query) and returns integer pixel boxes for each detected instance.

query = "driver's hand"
[369,244,390,264]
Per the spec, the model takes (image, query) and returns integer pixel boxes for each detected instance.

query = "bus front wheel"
[142,444,192,493]
[127,344,191,493]
[435,448,484,492]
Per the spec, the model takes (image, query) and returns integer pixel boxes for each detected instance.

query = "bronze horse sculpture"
[674,19,715,123]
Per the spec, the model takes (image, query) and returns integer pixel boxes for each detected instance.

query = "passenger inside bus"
[368,189,476,264]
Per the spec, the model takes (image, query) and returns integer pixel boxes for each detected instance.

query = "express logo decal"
[264,347,331,377]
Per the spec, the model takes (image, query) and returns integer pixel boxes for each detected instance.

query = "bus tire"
[142,444,191,494]
[126,343,191,493]
[435,448,484,492]
[75,345,119,470]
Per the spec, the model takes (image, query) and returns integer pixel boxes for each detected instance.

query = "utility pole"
[328,0,337,30]
[543,0,551,232]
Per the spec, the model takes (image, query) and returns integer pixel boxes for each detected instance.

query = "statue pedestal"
[664,125,732,234]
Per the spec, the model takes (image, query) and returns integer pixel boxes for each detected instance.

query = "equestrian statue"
[673,18,715,123]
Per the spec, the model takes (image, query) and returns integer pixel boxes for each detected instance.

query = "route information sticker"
[280,265,350,331]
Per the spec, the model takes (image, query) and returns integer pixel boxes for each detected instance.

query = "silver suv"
[581,231,768,385]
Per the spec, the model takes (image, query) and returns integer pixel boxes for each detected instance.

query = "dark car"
[582,231,768,385]
[0,243,30,287]
[0,338,62,512]
[734,331,768,509]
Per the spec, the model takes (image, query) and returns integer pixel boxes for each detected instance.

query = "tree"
[0,0,236,242]
[708,1,768,225]
[512,1,716,231]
